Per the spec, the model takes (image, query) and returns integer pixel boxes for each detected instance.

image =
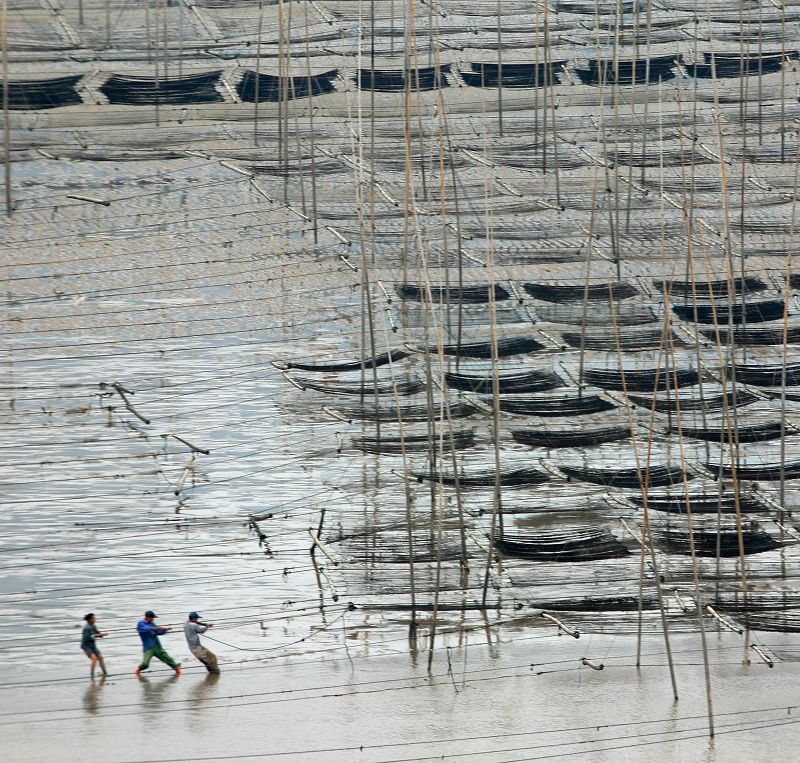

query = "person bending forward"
[183,611,220,674]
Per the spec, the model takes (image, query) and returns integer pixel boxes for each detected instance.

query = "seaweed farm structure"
[6,0,800,747]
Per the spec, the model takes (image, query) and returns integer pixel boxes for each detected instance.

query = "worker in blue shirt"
[134,610,181,676]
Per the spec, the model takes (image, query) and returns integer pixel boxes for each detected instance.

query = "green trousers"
[139,645,180,670]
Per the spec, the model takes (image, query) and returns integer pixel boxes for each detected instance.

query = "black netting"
[512,426,629,448]
[100,71,223,104]
[285,349,409,372]
[445,370,562,394]
[237,69,338,101]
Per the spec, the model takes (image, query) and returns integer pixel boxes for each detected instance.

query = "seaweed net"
[676,422,784,443]
[655,528,780,557]
[6,75,82,109]
[655,275,767,297]
[492,527,629,562]
[706,460,800,481]
[560,463,692,488]
[562,328,682,352]
[395,283,510,303]
[291,376,424,396]
[412,467,550,487]
[99,71,224,105]
[351,430,476,454]
[333,401,477,422]
[512,426,629,448]
[536,303,657,326]
[444,369,562,394]
[523,281,638,302]
[237,69,338,101]
[574,55,677,86]
[284,349,409,372]
[355,66,450,92]
[461,62,564,88]
[434,336,546,358]
[627,390,759,413]
[632,492,771,514]
[497,394,617,417]
[701,326,800,346]
[672,299,786,325]
[731,362,800,387]
[581,366,700,392]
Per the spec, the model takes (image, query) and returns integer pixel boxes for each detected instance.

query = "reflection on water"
[136,674,180,709]
[81,676,106,716]
[190,673,221,707]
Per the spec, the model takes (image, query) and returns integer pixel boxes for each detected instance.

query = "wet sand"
[4,633,800,762]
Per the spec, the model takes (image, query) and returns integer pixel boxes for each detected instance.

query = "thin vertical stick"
[481,138,505,606]
[663,295,715,737]
[303,2,318,242]
[708,47,751,603]
[781,1,787,160]
[543,0,560,206]
[381,316,418,635]
[578,164,600,398]
[433,3,469,574]
[162,0,169,79]
[282,0,292,199]
[496,0,503,136]
[606,291,679,699]
[1,0,10,216]
[153,0,161,127]
[277,0,285,188]
[178,0,183,77]
[145,1,152,64]
[254,0,263,146]
[441,106,465,362]
[780,129,799,512]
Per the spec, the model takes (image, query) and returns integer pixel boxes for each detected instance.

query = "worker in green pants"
[134,610,181,676]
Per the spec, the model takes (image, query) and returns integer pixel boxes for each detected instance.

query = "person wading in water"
[183,612,220,674]
[81,613,108,678]
[134,610,181,676]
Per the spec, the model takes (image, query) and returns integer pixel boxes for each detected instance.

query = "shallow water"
[4,633,800,763]
[6,2,800,760]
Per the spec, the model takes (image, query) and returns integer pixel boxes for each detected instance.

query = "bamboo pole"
[664,292,716,737]
[779,129,799,514]
[381,315,418,636]
[254,0,263,146]
[606,291,679,700]
[1,0,9,216]
[162,0,169,79]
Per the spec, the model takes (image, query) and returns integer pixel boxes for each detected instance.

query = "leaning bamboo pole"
[543,0,560,206]
[707,46,752,606]
[303,2,318,243]
[606,289,679,700]
[481,132,505,607]
[381,314,419,636]
[663,291,716,737]
[433,11,469,575]
[577,164,600,399]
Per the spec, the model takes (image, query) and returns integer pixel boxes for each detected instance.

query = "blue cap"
[188,611,201,619]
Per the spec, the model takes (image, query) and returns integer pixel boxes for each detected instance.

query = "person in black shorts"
[81,613,109,678]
